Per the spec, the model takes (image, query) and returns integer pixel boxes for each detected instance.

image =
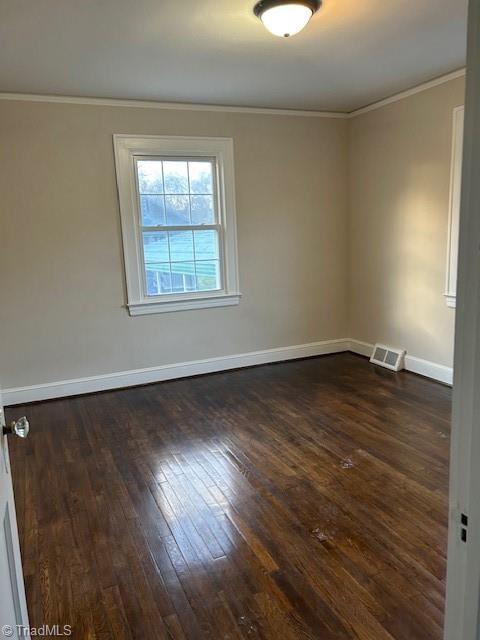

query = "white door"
[444,0,480,638]
[0,392,29,640]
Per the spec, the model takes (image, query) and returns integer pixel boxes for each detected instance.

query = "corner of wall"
[345,111,355,341]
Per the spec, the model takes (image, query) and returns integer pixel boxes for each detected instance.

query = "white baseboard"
[347,339,373,358]
[2,337,453,406]
[2,339,350,406]
[348,339,453,386]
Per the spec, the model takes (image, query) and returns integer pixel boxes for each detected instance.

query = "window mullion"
[141,224,220,232]
[165,227,173,293]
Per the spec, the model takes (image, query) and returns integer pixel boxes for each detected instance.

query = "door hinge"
[461,513,468,542]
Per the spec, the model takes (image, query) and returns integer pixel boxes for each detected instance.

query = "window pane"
[137,161,163,194]
[143,231,170,264]
[169,230,194,262]
[145,267,172,296]
[170,262,197,293]
[145,270,159,296]
[194,230,218,260]
[165,195,190,225]
[196,260,220,291]
[140,195,166,226]
[163,161,188,194]
[190,195,215,224]
[189,161,213,194]
[143,234,171,296]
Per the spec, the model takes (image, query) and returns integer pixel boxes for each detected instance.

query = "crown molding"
[348,68,466,118]
[0,92,347,119]
[0,67,466,119]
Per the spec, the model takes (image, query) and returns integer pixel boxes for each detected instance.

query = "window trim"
[113,135,241,315]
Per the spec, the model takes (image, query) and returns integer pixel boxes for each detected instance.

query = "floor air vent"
[370,344,406,372]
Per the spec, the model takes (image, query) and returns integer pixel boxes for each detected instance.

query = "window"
[445,106,464,309]
[114,136,240,315]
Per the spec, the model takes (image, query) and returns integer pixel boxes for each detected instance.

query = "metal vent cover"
[370,344,406,372]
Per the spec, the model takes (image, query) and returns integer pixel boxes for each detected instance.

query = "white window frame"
[445,106,464,309]
[113,135,241,315]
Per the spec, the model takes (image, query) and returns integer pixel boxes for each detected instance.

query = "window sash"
[140,224,219,232]
[134,155,226,299]
[141,227,224,298]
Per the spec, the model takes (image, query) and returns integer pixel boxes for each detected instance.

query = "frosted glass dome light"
[254,0,321,38]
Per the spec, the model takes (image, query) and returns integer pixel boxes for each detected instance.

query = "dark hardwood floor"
[7,353,451,640]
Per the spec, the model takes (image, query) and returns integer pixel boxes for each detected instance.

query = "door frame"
[444,0,480,637]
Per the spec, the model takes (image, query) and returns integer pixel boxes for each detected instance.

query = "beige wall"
[348,76,465,368]
[0,101,348,388]
[0,76,464,391]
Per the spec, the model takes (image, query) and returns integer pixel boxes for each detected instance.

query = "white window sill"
[445,293,456,309]
[128,292,241,316]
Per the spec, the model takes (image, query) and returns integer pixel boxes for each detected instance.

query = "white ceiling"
[0,0,468,112]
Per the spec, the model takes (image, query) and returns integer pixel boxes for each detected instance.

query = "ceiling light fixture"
[254,0,321,38]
